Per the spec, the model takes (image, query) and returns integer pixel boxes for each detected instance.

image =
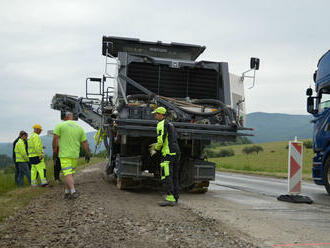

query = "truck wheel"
[116,178,139,190]
[189,181,209,193]
[116,178,126,190]
[324,158,330,195]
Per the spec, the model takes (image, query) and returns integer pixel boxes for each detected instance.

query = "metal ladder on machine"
[86,42,118,155]
[85,42,118,107]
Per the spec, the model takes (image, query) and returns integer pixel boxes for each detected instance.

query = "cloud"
[0,0,330,141]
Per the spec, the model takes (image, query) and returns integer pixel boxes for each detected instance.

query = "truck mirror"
[307,96,317,114]
[250,58,260,70]
[306,88,313,96]
[313,70,317,82]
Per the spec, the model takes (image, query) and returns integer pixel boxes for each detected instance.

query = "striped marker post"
[288,137,303,195]
[277,137,312,203]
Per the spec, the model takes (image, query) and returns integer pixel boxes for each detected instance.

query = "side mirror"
[313,70,317,82]
[307,96,318,114]
[250,57,260,70]
[306,88,313,96]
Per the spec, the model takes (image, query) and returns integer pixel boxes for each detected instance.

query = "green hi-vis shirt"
[54,120,87,159]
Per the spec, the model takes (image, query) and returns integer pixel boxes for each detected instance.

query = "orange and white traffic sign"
[288,139,303,194]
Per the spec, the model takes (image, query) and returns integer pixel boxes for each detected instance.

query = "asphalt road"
[212,172,330,206]
[198,172,330,247]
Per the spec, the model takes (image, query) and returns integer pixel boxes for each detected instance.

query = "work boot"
[158,200,175,207]
[70,191,79,200]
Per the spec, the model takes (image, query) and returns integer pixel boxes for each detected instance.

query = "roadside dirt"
[0,162,260,248]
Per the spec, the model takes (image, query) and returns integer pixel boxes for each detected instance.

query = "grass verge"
[0,157,105,222]
[209,140,314,180]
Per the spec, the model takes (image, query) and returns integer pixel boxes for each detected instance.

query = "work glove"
[149,143,157,157]
[53,152,58,161]
[85,153,90,163]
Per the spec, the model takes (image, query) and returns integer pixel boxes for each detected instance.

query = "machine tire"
[102,170,117,185]
[116,178,140,190]
[116,178,125,190]
[324,158,330,195]
[189,181,209,193]
[189,187,208,193]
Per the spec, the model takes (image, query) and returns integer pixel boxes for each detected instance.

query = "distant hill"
[0,113,314,157]
[0,131,104,159]
[246,112,313,143]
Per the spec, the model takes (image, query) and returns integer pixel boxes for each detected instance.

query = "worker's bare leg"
[64,174,74,190]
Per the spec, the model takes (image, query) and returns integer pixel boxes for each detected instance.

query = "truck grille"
[127,62,220,99]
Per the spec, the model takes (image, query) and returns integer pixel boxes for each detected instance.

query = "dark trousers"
[17,162,31,186]
[14,162,19,184]
[161,155,180,201]
[54,157,61,181]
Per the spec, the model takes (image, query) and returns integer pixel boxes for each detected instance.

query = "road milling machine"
[51,36,259,192]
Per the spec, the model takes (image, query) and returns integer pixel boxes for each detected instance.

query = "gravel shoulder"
[0,162,260,248]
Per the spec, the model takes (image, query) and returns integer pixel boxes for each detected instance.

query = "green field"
[209,140,314,180]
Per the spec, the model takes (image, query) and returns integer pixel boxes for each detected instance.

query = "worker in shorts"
[52,112,90,199]
[151,107,180,206]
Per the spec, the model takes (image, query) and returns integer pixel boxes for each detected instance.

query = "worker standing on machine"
[28,124,49,187]
[151,107,180,207]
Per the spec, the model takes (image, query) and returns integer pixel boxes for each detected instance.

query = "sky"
[0,0,329,142]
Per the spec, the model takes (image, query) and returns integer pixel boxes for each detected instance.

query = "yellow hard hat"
[152,107,166,115]
[32,124,42,130]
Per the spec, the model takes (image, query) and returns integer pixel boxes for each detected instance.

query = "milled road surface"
[201,172,330,247]
[0,163,259,248]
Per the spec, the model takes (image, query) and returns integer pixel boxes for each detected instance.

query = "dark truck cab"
[306,50,330,194]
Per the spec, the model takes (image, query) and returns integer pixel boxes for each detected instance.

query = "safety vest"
[94,128,106,145]
[155,119,178,157]
[28,132,43,158]
[14,138,29,162]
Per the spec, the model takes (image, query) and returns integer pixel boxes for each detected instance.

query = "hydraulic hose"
[116,93,237,125]
[127,94,152,101]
